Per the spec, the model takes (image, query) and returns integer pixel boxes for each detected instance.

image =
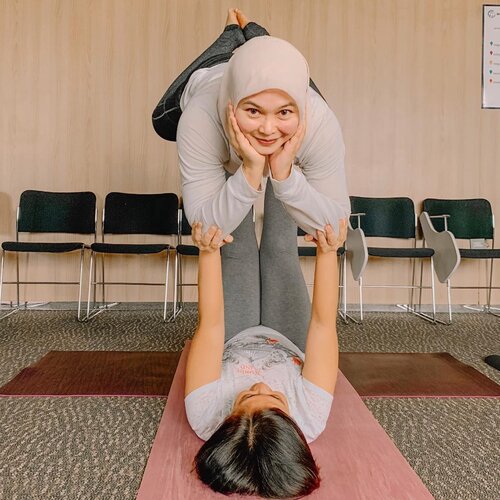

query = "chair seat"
[298,246,345,257]
[176,245,199,256]
[459,248,500,259]
[2,241,85,253]
[90,243,171,254]
[368,247,434,258]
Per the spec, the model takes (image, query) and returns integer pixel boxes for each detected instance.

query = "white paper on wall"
[483,5,500,108]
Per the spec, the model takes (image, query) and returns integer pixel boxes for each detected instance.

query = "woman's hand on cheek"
[268,119,306,181]
[226,102,266,172]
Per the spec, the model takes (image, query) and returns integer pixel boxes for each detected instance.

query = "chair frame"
[0,191,97,321]
[347,199,440,324]
[84,193,179,321]
[420,201,499,320]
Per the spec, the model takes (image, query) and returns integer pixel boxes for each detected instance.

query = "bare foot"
[225,8,238,27]
[235,9,250,29]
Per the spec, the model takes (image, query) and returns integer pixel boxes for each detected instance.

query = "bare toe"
[235,9,250,29]
[225,8,238,27]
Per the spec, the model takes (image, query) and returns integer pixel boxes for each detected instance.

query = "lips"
[256,138,277,145]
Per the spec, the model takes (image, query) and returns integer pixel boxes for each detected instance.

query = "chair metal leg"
[169,251,180,321]
[16,251,20,308]
[0,250,17,320]
[359,276,364,322]
[430,257,436,321]
[86,251,94,320]
[447,279,452,323]
[77,248,85,321]
[163,248,170,321]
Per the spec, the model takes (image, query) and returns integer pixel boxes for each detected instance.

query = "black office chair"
[422,198,500,318]
[85,192,179,321]
[349,196,437,322]
[0,190,97,320]
[297,227,348,322]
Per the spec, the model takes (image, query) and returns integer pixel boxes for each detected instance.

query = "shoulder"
[291,377,334,443]
[177,96,228,159]
[298,89,343,160]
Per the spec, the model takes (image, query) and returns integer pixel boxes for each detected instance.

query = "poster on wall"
[482,5,500,108]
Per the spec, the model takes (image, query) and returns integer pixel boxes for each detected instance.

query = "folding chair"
[0,190,96,320]
[85,192,179,321]
[349,196,438,323]
[422,198,500,319]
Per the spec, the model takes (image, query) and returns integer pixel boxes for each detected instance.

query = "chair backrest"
[180,209,192,236]
[103,192,179,235]
[18,190,96,234]
[422,198,493,239]
[350,196,416,239]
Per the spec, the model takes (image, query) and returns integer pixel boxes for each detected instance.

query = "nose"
[250,382,272,393]
[258,116,276,135]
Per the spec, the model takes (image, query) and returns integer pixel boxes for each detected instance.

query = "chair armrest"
[428,214,450,231]
[419,212,460,283]
[349,212,366,229]
[346,224,368,281]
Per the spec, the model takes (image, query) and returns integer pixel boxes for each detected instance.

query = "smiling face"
[234,89,300,155]
[232,382,290,416]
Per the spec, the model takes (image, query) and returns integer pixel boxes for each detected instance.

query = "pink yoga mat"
[137,342,433,499]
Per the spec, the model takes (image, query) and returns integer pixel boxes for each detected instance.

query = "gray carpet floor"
[0,307,499,499]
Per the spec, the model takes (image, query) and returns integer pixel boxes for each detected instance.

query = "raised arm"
[302,221,347,394]
[184,224,229,397]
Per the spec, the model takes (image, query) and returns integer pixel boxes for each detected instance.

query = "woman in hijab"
[153,9,348,497]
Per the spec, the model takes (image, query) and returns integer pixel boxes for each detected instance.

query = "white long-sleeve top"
[177,63,350,236]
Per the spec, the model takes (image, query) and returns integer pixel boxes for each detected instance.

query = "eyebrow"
[242,100,296,110]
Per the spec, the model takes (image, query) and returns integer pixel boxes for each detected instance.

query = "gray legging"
[222,180,311,353]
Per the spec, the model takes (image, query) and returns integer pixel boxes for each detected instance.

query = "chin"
[253,142,283,156]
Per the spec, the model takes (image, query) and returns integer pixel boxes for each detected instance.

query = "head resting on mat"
[217,36,309,156]
[193,407,320,498]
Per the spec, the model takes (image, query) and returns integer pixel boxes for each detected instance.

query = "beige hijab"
[217,36,310,139]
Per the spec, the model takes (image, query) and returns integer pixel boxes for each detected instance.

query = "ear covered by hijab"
[217,36,310,139]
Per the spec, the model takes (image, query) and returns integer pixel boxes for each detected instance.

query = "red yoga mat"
[137,341,433,499]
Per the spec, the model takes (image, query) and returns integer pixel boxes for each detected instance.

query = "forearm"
[269,167,350,235]
[182,166,262,236]
[311,250,339,328]
[198,250,224,329]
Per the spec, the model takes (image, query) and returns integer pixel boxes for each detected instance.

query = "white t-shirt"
[184,325,334,444]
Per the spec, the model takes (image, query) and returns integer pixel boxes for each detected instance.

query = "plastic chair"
[85,192,179,321]
[349,196,438,323]
[0,190,97,320]
[421,198,500,318]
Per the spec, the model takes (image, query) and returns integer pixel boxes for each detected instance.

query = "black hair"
[193,408,321,498]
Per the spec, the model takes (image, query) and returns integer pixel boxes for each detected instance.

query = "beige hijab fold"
[217,36,310,139]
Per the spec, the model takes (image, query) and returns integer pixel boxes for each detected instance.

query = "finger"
[224,234,234,243]
[316,230,327,249]
[201,225,217,246]
[191,222,202,242]
[210,228,223,248]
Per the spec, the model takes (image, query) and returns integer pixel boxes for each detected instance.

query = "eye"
[279,109,293,117]
[246,108,260,115]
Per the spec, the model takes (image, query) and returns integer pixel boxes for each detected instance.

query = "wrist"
[270,162,293,181]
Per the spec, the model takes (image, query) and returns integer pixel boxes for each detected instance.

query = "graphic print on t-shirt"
[222,334,304,376]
